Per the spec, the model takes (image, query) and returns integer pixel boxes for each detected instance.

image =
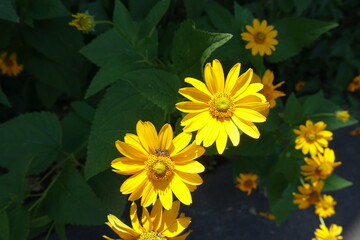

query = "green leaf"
[284,93,304,124]
[26,0,69,20]
[43,164,108,225]
[0,0,19,22]
[35,81,61,109]
[123,68,180,113]
[204,1,233,30]
[171,21,232,79]
[113,0,138,43]
[0,85,11,107]
[139,0,170,38]
[8,205,30,240]
[0,112,62,174]
[183,0,209,19]
[268,18,338,62]
[54,223,67,240]
[85,81,163,180]
[323,174,353,192]
[0,210,9,240]
[294,0,312,15]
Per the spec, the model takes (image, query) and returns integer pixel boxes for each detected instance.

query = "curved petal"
[170,176,192,205]
[179,87,211,103]
[184,77,213,97]
[233,83,264,102]
[231,115,260,139]
[130,202,143,233]
[171,142,205,162]
[174,161,205,173]
[211,59,225,92]
[115,141,147,160]
[224,120,240,146]
[175,101,209,113]
[174,171,203,185]
[111,157,145,175]
[204,63,217,95]
[140,181,157,207]
[124,133,148,156]
[136,121,158,154]
[158,124,173,150]
[230,68,253,97]
[120,171,147,195]
[216,123,228,154]
[224,63,241,93]
[233,108,266,122]
[163,217,191,238]
[141,207,152,231]
[154,180,173,210]
[171,132,192,155]
[195,117,220,147]
[181,111,213,132]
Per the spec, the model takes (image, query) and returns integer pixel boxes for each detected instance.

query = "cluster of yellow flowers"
[293,120,343,240]
[0,52,24,77]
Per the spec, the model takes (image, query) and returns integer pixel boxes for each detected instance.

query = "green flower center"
[215,96,231,112]
[209,93,234,119]
[255,32,266,43]
[307,133,316,141]
[138,231,166,240]
[145,152,174,181]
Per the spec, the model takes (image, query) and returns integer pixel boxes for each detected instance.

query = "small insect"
[155,148,169,155]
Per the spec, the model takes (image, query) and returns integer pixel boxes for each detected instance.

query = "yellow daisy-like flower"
[240,18,279,56]
[103,200,191,240]
[336,110,350,122]
[315,194,336,218]
[176,59,269,154]
[252,69,285,108]
[112,120,205,210]
[347,75,360,92]
[349,127,360,136]
[69,12,95,32]
[293,181,324,209]
[0,52,24,77]
[301,148,341,183]
[295,81,305,92]
[235,173,258,195]
[312,224,343,240]
[293,120,333,156]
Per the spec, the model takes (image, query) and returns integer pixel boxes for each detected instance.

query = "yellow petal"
[211,59,225,92]
[155,180,173,210]
[233,108,266,122]
[158,124,173,150]
[179,87,211,103]
[216,123,228,154]
[140,181,157,207]
[163,218,191,237]
[233,83,264,102]
[174,171,203,185]
[184,77,213,97]
[224,63,241,93]
[170,175,192,205]
[130,202,143,233]
[120,171,147,194]
[136,120,158,153]
[151,199,163,231]
[231,68,253,98]
[195,117,220,147]
[174,161,205,173]
[115,141,147,160]
[111,157,144,175]
[175,102,208,113]
[204,63,217,95]
[231,115,260,139]
[224,120,240,146]
[181,111,213,132]
[171,132,192,155]
[141,206,152,230]
[171,142,205,163]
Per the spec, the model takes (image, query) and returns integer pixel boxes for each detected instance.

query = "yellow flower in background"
[293,181,324,209]
[347,75,360,92]
[235,173,258,195]
[295,81,305,92]
[315,195,336,218]
[349,127,360,136]
[259,212,275,220]
[336,110,350,122]
[176,59,269,154]
[0,52,24,77]
[252,69,285,108]
[293,120,333,156]
[112,120,205,210]
[312,224,343,240]
[301,148,341,183]
[241,18,279,56]
[103,200,191,240]
[69,12,95,32]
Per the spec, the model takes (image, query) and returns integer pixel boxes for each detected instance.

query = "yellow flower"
[103,200,191,240]
[349,127,360,136]
[293,120,333,156]
[312,224,343,240]
[315,194,336,218]
[293,181,324,209]
[240,18,279,56]
[0,52,24,77]
[295,81,305,92]
[259,212,275,220]
[336,110,350,122]
[301,148,341,183]
[112,120,205,210]
[347,75,360,92]
[69,12,95,32]
[176,59,269,154]
[235,173,258,195]
[252,69,285,108]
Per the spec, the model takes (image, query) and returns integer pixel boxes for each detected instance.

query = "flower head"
[241,18,279,56]
[295,81,305,92]
[301,148,341,183]
[69,12,95,32]
[235,173,258,195]
[347,75,360,92]
[336,110,350,122]
[259,212,275,220]
[176,59,269,154]
[252,69,285,108]
[315,194,336,218]
[349,127,360,136]
[293,181,324,209]
[112,120,205,210]
[0,52,24,77]
[312,224,343,240]
[293,120,333,156]
[103,200,191,240]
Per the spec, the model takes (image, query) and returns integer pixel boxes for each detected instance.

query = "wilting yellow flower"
[336,110,350,122]
[69,12,95,32]
[293,181,324,209]
[293,120,333,156]
[112,120,205,210]
[259,212,275,220]
[0,52,24,77]
[176,59,269,154]
[315,194,336,218]
[235,173,258,195]
[295,81,305,92]
[240,18,279,56]
[347,75,360,92]
[301,148,341,183]
[312,224,343,240]
[349,127,360,136]
[252,69,285,108]
[103,200,191,240]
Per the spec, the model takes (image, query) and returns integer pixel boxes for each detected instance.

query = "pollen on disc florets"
[255,32,265,43]
[145,149,174,181]
[138,231,166,240]
[209,92,234,118]
[307,133,316,141]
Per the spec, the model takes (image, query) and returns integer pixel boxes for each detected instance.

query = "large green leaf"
[0,0,18,22]
[268,18,338,62]
[8,205,30,240]
[122,68,180,113]
[171,21,232,79]
[26,0,69,20]
[0,210,9,240]
[85,81,163,180]
[0,112,62,174]
[43,164,108,225]
[284,93,304,125]
[0,85,11,107]
[113,0,138,44]
[139,0,170,38]
[323,174,353,192]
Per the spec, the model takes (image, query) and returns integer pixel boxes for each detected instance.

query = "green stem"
[307,113,335,118]
[299,177,305,186]
[44,222,55,240]
[319,216,326,226]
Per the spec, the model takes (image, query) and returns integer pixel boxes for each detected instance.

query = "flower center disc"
[145,151,174,181]
[244,180,254,189]
[255,32,265,43]
[318,163,333,176]
[307,133,316,141]
[138,231,166,240]
[209,93,234,118]
[308,191,320,204]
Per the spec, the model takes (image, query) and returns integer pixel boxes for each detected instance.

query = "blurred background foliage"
[0,0,359,239]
